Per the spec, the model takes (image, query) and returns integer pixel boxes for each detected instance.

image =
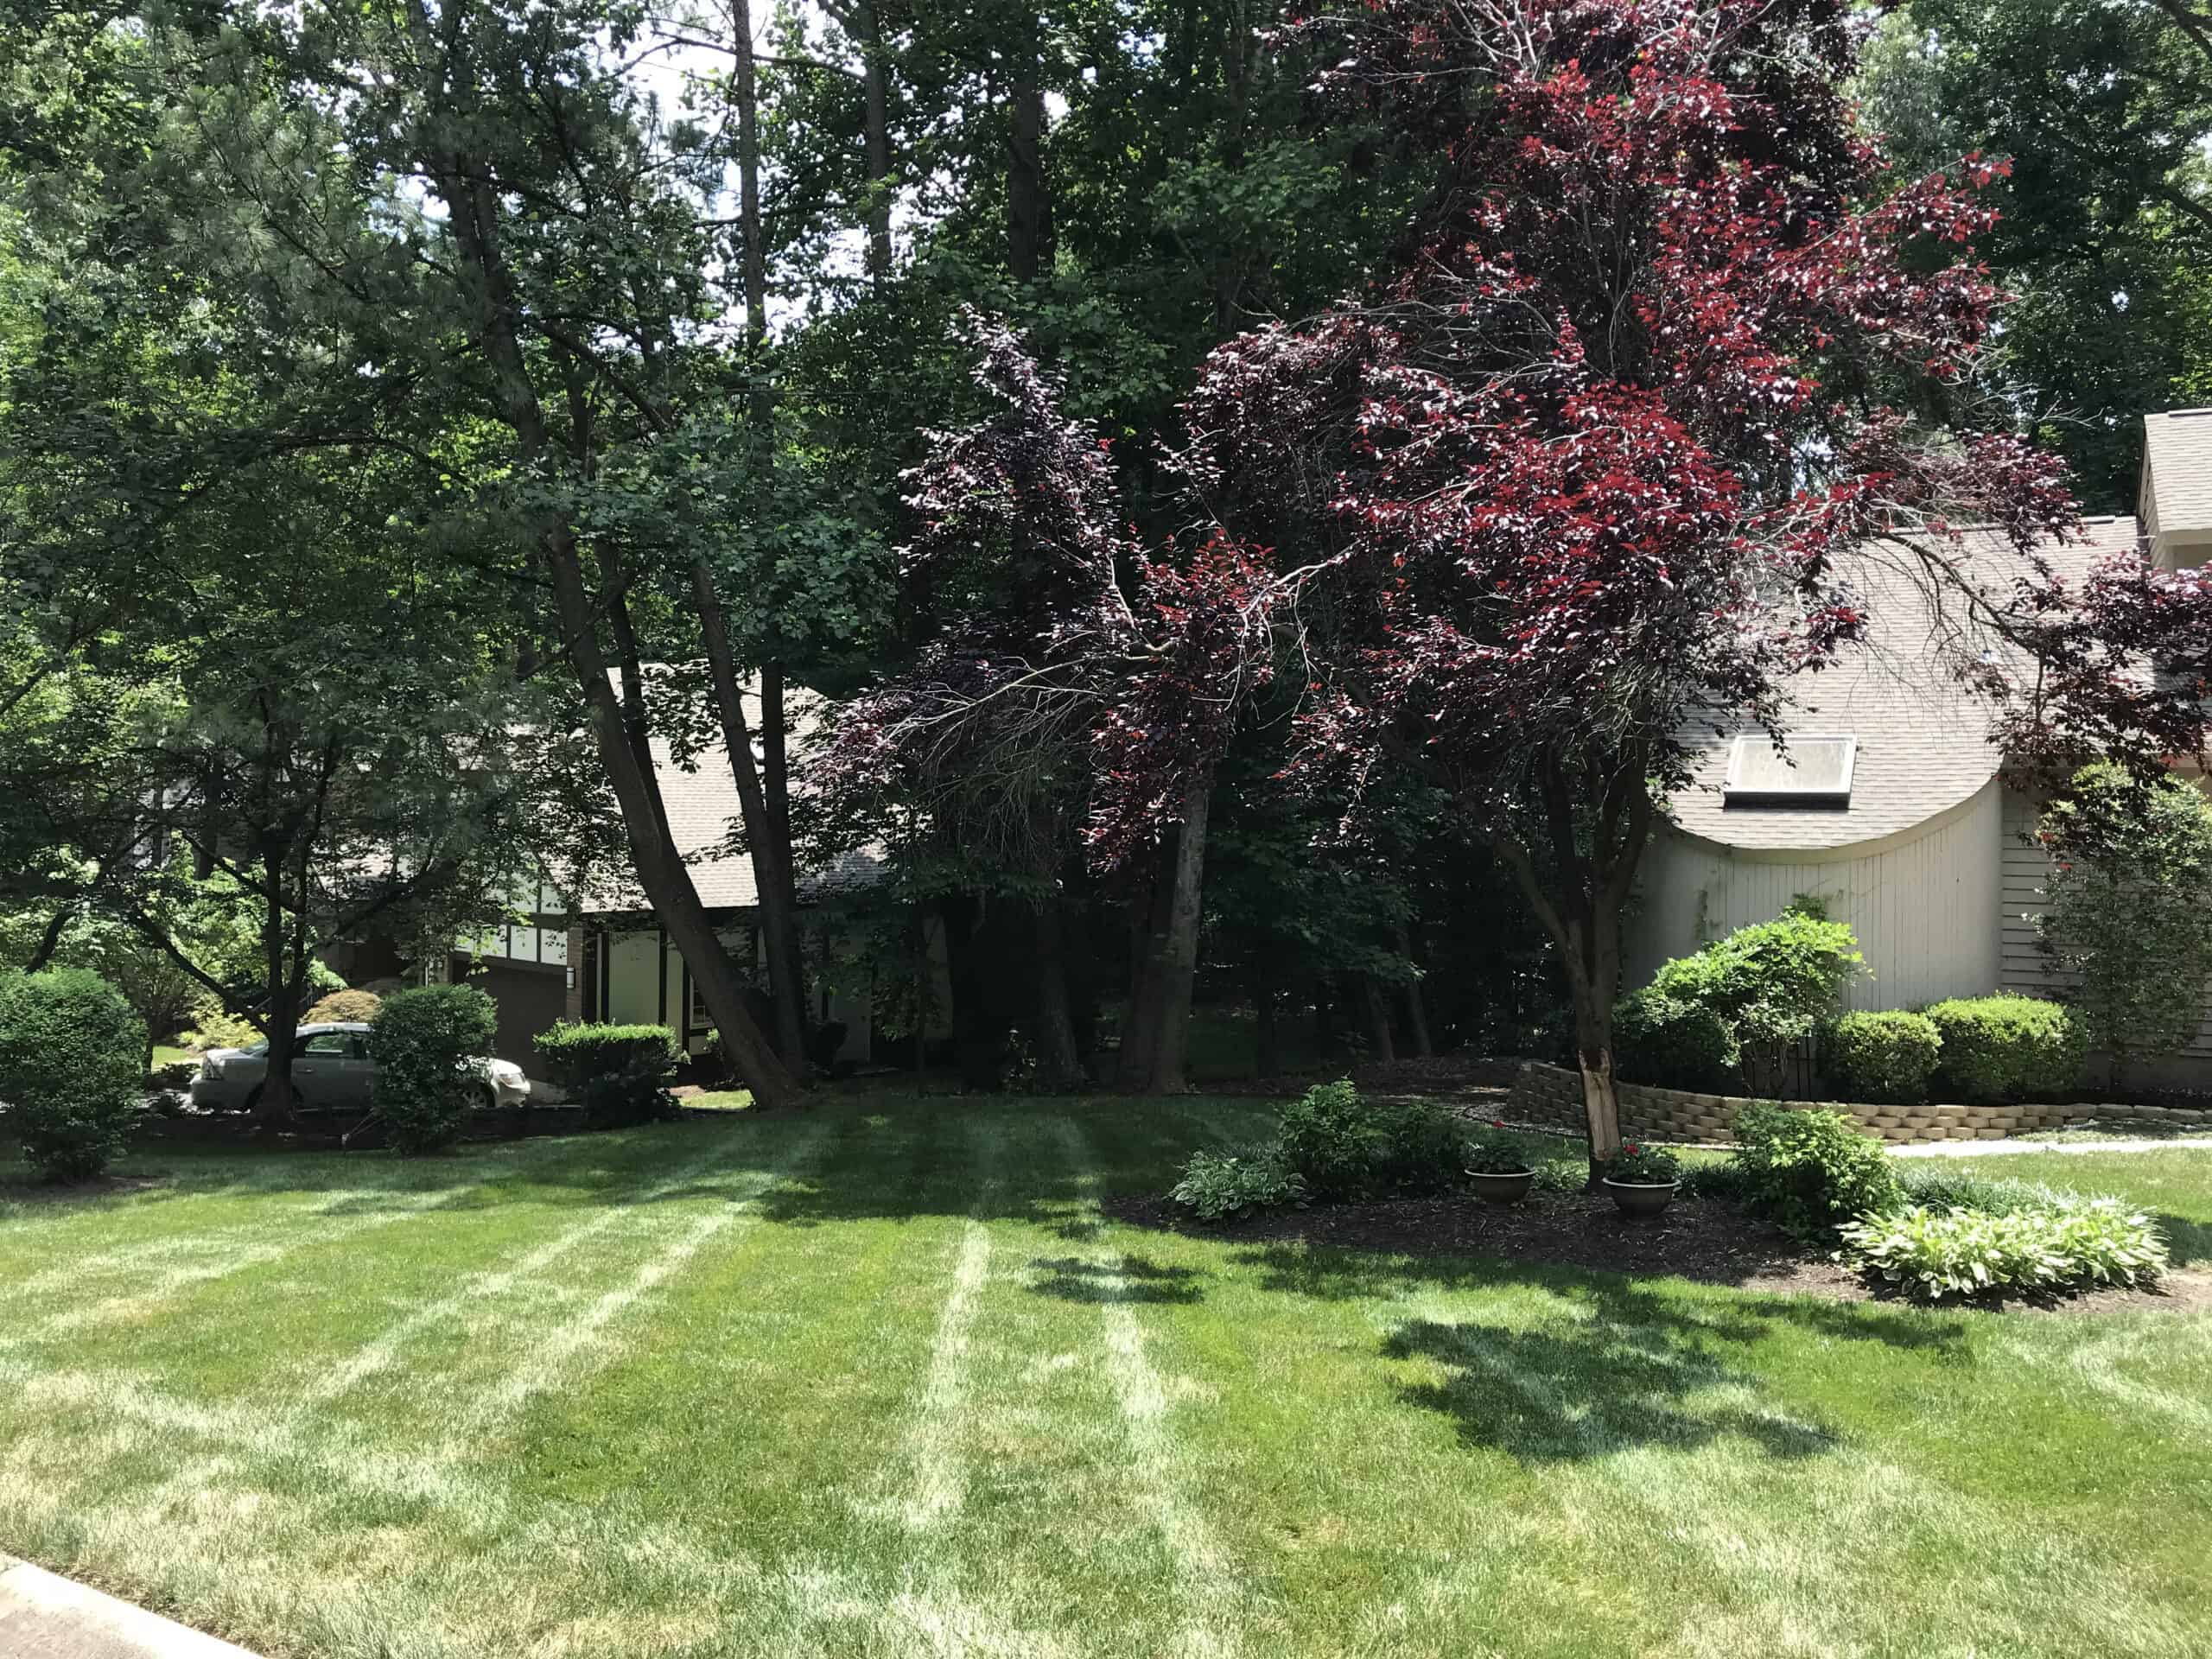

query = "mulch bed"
[1103,1189,2210,1315]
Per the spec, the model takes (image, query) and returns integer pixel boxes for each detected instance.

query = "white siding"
[1628,780,2004,1009]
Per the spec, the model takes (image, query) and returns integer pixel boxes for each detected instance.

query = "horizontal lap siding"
[2005,787,2212,1059]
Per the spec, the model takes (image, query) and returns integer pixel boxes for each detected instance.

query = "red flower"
[1492,1119,1505,1128]
[1624,1143,1639,1154]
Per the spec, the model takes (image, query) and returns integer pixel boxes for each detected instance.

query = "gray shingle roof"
[1666,515,2141,852]
[2143,409,2212,539]
[577,677,883,916]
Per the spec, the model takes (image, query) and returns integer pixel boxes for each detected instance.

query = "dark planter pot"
[1603,1179,1680,1217]
[1466,1168,1536,1205]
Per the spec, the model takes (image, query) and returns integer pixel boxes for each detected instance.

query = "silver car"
[188,1021,531,1115]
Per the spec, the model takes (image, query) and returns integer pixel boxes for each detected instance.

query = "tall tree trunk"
[1396,920,1433,1058]
[731,0,768,348]
[855,0,895,283]
[1007,14,1053,282]
[1117,838,1176,1091]
[418,108,800,1111]
[694,567,810,1072]
[1144,778,1212,1096]
[1358,973,1396,1065]
[1031,895,1083,1087]
[255,848,300,1123]
[1312,976,1336,1057]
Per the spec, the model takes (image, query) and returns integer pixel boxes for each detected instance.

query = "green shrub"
[369,984,499,1154]
[303,988,383,1026]
[1167,1147,1307,1220]
[1371,1100,1471,1195]
[1836,1199,2167,1300]
[1613,986,1739,1090]
[1924,995,2086,1103]
[182,1011,260,1052]
[1650,903,1863,1082]
[1821,1009,1942,1104]
[534,1022,680,1128]
[0,969,146,1181]
[1732,1102,1904,1239]
[1465,1121,1538,1175]
[1276,1078,1376,1200]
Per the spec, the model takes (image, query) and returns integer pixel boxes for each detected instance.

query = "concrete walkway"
[1893,1135,2212,1159]
[0,1559,261,1659]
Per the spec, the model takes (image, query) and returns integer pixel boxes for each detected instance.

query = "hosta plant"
[1836,1200,2168,1300]
[1167,1147,1307,1222]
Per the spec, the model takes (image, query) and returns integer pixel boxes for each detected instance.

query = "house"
[425,684,893,1079]
[1625,410,2212,1085]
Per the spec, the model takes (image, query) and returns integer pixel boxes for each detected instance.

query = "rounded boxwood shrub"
[1613,986,1738,1090]
[368,984,499,1154]
[1731,1102,1904,1240]
[0,968,147,1181]
[534,1022,680,1128]
[1821,1009,1942,1104]
[1924,994,2086,1103]
[303,988,383,1026]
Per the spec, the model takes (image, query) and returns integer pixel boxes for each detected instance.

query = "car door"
[293,1030,358,1111]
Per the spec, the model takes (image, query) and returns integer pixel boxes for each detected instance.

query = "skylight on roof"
[1723,735,1855,807]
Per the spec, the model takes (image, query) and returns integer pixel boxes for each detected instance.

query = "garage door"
[463,958,570,1077]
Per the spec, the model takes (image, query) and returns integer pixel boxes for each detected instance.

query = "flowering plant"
[1607,1142,1682,1185]
[1464,1120,1535,1176]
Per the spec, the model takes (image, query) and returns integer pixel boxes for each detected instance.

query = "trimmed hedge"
[1925,994,2085,1103]
[1821,1009,1942,1104]
[1613,985,1738,1090]
[369,984,499,1155]
[535,1022,680,1128]
[0,968,147,1181]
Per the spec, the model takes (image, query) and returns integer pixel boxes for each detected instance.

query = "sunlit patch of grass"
[1,1095,2209,1657]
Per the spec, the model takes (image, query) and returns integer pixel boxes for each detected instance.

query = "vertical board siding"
[1629,781,2003,1010]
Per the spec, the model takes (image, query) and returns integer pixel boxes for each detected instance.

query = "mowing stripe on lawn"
[460,1121,832,1429]
[17,1182,480,1340]
[304,1141,762,1406]
[1056,1118,1246,1659]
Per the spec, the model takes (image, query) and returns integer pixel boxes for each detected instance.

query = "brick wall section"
[1508,1061,2211,1145]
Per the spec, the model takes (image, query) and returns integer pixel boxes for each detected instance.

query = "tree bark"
[1144,777,1211,1096]
[254,844,301,1123]
[855,0,895,283]
[694,567,810,1073]
[1396,920,1433,1058]
[413,60,800,1110]
[1117,837,1176,1091]
[1007,14,1053,283]
[23,906,71,973]
[1030,894,1083,1087]
[1358,972,1396,1065]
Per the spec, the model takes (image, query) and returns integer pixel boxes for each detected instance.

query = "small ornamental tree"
[0,968,146,1181]
[1171,0,2185,1179]
[368,984,499,1155]
[2037,763,2212,1084]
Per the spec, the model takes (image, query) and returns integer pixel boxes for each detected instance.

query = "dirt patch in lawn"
[1103,1190,2209,1315]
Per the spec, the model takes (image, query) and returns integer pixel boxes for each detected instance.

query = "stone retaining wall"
[1509,1060,2210,1146]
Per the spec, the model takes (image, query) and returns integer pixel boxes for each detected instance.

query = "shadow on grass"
[1027,1254,1205,1305]
[1382,1309,1845,1463]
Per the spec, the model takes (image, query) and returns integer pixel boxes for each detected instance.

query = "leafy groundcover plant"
[1836,1199,2168,1300]
[1607,1142,1682,1184]
[1167,1147,1307,1221]
[1465,1121,1536,1175]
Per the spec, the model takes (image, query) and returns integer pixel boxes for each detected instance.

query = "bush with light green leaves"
[0,968,147,1181]
[1836,1198,2167,1300]
[1821,1008,1942,1104]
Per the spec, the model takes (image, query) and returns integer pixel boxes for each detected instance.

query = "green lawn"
[3,1096,2209,1659]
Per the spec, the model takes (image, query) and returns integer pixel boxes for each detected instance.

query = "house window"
[1723,735,1855,807]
